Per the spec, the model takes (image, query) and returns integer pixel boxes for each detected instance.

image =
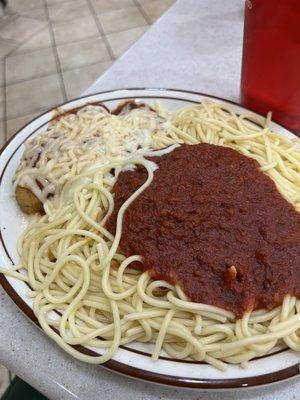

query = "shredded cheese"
[13,104,171,209]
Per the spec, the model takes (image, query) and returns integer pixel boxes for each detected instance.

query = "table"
[84,0,243,100]
[0,1,299,399]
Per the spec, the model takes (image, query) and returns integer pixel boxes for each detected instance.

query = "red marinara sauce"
[106,144,300,318]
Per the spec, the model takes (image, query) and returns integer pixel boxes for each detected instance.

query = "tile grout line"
[6,71,59,89]
[3,14,47,22]
[3,57,7,141]
[5,57,112,89]
[0,14,50,45]
[5,45,51,58]
[132,0,152,25]
[46,3,145,25]
[6,22,150,59]
[5,3,49,14]
[9,39,96,58]
[7,33,102,58]
[85,0,115,61]
[0,35,20,45]
[18,13,47,22]
[6,105,54,123]
[38,13,99,24]
[3,25,47,60]
[0,13,18,35]
[43,0,67,102]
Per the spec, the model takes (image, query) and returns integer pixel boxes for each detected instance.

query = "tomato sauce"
[106,144,300,317]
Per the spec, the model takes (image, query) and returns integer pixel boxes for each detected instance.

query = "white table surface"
[0,1,299,399]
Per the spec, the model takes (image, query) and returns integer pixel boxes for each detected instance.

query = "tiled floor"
[0,0,175,396]
[0,0,175,147]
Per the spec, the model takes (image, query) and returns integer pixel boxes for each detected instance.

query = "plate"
[0,88,299,389]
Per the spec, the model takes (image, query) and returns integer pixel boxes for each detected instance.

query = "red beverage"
[241,0,300,135]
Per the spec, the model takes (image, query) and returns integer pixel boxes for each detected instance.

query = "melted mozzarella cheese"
[14,104,171,207]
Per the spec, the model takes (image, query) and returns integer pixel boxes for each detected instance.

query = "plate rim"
[0,87,299,390]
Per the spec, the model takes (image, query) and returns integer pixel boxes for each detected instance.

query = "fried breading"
[15,185,44,214]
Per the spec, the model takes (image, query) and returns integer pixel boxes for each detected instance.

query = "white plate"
[0,88,299,389]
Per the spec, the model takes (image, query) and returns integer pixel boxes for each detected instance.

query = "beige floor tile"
[0,364,10,397]
[63,61,112,99]
[6,74,64,118]
[12,27,52,55]
[6,48,57,84]
[7,0,44,13]
[20,7,47,21]
[0,16,46,43]
[57,37,110,71]
[139,0,174,22]
[107,26,147,58]
[0,40,16,60]
[48,0,91,23]
[53,16,99,45]
[98,6,147,34]
[7,111,43,139]
[91,0,134,14]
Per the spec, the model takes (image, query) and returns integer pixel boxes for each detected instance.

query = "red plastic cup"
[240,0,300,135]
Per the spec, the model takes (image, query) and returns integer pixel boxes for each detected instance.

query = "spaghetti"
[1,100,300,370]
